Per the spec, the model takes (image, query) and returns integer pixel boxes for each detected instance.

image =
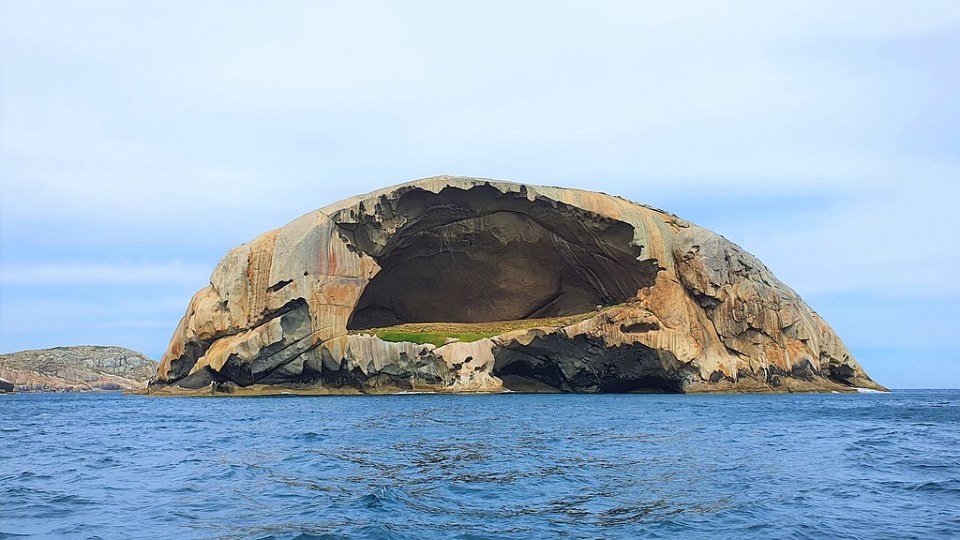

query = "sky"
[1,0,958,388]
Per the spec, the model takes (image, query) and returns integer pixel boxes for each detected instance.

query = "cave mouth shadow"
[492,334,684,394]
[343,185,660,330]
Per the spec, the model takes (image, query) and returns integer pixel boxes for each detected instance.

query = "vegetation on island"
[351,309,605,346]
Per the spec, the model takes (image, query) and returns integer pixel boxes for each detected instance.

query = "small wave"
[297,431,326,441]
[7,471,53,481]
[292,534,338,540]
[911,480,960,493]
[878,478,960,493]
[357,486,404,510]
[47,493,93,505]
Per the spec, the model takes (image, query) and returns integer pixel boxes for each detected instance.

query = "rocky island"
[0,346,157,392]
[149,176,885,395]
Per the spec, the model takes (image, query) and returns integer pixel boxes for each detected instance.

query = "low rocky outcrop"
[150,176,886,395]
[0,377,13,393]
[0,346,157,392]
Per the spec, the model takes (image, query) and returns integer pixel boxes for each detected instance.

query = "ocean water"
[1,391,958,539]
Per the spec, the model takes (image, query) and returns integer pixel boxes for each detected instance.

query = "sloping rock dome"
[150,176,885,395]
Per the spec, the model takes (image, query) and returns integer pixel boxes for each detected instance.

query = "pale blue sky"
[1,1,958,388]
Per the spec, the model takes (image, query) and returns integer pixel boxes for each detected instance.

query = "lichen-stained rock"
[150,176,886,395]
[1,346,157,392]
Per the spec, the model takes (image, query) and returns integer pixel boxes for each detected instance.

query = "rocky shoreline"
[143,382,880,397]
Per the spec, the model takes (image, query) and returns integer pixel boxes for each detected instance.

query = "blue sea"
[1,390,958,539]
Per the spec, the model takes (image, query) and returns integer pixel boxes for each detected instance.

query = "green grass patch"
[374,330,500,347]
[349,305,638,347]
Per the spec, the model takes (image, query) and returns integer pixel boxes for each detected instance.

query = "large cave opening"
[343,185,659,330]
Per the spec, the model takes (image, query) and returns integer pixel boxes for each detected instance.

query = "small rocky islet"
[146,176,885,396]
[0,346,157,393]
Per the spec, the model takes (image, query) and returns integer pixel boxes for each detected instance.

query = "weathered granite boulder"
[0,346,157,392]
[0,377,13,393]
[150,176,885,395]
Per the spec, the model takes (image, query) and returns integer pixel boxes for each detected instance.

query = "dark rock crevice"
[267,279,293,293]
[160,297,309,385]
[621,322,660,333]
[165,341,210,382]
[822,359,857,386]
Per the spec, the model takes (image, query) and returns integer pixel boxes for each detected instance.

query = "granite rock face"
[0,346,157,392]
[150,176,885,395]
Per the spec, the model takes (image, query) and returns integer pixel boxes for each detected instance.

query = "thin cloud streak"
[0,262,210,287]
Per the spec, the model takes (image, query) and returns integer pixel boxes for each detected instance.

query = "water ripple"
[0,391,958,538]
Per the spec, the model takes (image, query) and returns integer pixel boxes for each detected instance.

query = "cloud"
[695,159,960,300]
[3,1,957,218]
[0,262,211,287]
[0,294,190,356]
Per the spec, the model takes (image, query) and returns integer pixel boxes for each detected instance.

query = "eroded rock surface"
[0,346,158,392]
[150,176,885,395]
